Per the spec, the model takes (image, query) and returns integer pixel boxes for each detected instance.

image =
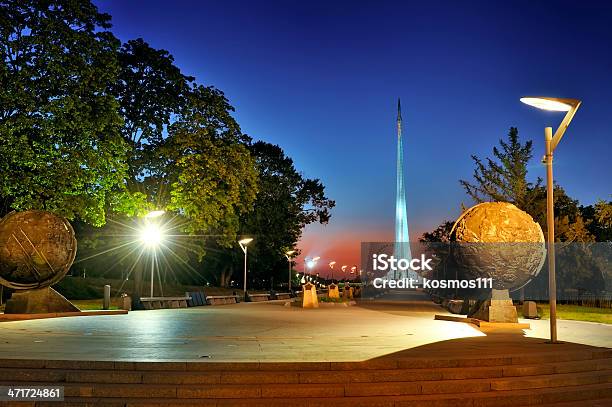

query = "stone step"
[0,347,608,372]
[1,358,610,386]
[538,399,612,407]
[1,369,609,399]
[15,382,612,407]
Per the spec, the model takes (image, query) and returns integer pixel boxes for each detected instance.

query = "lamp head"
[144,210,165,219]
[312,256,320,262]
[520,97,580,112]
[238,238,253,246]
[329,261,336,268]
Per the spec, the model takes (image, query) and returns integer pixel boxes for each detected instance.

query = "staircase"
[0,348,610,406]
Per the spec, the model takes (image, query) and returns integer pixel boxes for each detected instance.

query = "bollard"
[122,294,132,311]
[103,284,111,310]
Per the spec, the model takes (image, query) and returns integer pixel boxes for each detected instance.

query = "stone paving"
[0,292,609,362]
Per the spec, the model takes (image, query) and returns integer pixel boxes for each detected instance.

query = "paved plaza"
[1,293,610,362]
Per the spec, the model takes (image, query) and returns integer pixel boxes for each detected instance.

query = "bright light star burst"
[140,223,163,248]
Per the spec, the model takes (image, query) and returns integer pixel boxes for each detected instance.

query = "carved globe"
[450,202,546,291]
[0,210,77,290]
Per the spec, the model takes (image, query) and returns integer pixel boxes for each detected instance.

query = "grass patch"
[522,303,612,324]
[70,298,122,311]
[320,296,348,303]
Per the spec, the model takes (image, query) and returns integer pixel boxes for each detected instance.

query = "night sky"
[96,0,612,274]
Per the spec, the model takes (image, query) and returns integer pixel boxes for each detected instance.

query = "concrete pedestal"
[302,283,319,308]
[342,285,353,300]
[471,289,518,323]
[328,284,339,299]
[523,301,538,318]
[4,287,80,314]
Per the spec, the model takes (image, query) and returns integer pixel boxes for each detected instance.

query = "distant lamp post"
[140,210,166,297]
[520,96,581,344]
[238,238,254,297]
[285,250,296,291]
[328,261,336,282]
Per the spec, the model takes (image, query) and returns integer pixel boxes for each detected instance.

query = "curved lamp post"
[520,96,581,344]
[238,238,253,298]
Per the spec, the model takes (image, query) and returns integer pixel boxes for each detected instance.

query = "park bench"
[185,291,207,307]
[274,292,292,300]
[206,295,240,305]
[247,293,270,302]
[140,295,190,310]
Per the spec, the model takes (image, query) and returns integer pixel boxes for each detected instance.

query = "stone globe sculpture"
[0,210,77,290]
[450,202,546,291]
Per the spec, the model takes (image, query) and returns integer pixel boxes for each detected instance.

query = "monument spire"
[393,98,414,281]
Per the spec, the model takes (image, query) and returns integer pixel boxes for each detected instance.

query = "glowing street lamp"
[238,238,253,298]
[305,256,320,277]
[520,96,581,343]
[328,261,336,282]
[285,250,296,291]
[144,210,165,219]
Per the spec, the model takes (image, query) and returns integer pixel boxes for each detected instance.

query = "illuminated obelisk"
[392,99,415,281]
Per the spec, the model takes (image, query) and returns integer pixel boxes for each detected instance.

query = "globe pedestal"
[4,287,80,314]
[471,289,518,323]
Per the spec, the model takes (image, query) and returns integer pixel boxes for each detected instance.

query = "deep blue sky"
[96,0,612,269]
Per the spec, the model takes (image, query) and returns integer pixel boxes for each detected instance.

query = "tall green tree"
[0,0,129,225]
[166,85,259,239]
[460,127,541,211]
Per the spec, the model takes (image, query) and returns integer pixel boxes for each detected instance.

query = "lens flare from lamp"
[306,260,315,268]
[140,224,163,248]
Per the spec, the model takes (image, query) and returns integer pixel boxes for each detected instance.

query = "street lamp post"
[328,261,336,282]
[520,96,581,344]
[238,238,253,298]
[285,250,296,291]
[140,210,165,298]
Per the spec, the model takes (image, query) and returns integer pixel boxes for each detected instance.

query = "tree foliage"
[205,141,335,287]
[460,127,540,210]
[420,220,454,243]
[0,0,128,225]
[0,0,334,292]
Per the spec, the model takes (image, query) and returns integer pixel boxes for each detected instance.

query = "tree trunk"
[220,265,233,288]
